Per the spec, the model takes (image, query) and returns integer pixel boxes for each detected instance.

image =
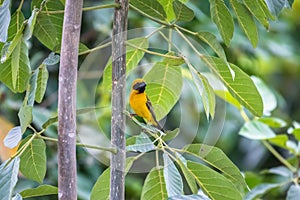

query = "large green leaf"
[90,157,135,200]
[0,157,20,200]
[209,0,234,46]
[202,56,263,116]
[239,120,276,140]
[229,0,258,47]
[143,60,183,121]
[196,32,226,59]
[130,0,167,21]
[20,185,58,198]
[19,137,47,183]
[0,0,10,42]
[183,144,248,195]
[18,105,33,133]
[0,12,30,93]
[173,0,194,22]
[102,37,149,91]
[141,167,168,200]
[163,153,183,197]
[187,161,243,200]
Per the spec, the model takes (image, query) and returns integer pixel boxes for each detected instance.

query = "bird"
[129,79,164,131]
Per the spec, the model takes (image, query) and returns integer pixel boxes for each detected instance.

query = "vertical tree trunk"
[57,0,83,199]
[110,0,128,199]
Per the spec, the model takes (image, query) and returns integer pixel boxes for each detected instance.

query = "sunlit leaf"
[173,0,194,22]
[130,0,167,20]
[258,117,287,128]
[0,0,10,42]
[23,8,39,40]
[157,0,175,21]
[43,52,60,65]
[187,161,243,200]
[144,60,182,121]
[12,194,22,200]
[169,193,210,200]
[263,166,293,178]
[20,185,58,198]
[4,126,22,149]
[163,153,183,197]
[19,137,46,183]
[141,167,168,200]
[209,0,234,46]
[162,128,180,141]
[183,144,248,195]
[229,0,258,47]
[0,157,20,200]
[239,120,276,140]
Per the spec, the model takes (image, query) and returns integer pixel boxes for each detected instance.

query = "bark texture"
[57,0,83,199]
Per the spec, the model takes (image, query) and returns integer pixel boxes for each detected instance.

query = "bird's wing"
[146,96,157,125]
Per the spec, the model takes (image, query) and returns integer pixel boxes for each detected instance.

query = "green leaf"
[0,0,10,42]
[28,70,38,106]
[263,166,293,178]
[169,194,210,200]
[126,132,155,152]
[20,185,58,198]
[23,8,39,40]
[244,183,281,200]
[163,153,183,197]
[18,105,33,133]
[258,117,287,128]
[196,32,226,59]
[229,0,258,47]
[35,64,49,103]
[102,37,149,91]
[287,184,300,200]
[162,128,180,141]
[130,0,167,20]
[183,144,248,195]
[291,128,300,141]
[173,0,194,22]
[4,126,22,148]
[0,157,20,200]
[157,0,175,21]
[239,120,276,140]
[202,56,263,116]
[243,0,270,29]
[268,134,289,149]
[141,167,168,200]
[90,157,135,200]
[19,137,46,183]
[187,161,243,200]
[143,60,183,121]
[209,0,234,46]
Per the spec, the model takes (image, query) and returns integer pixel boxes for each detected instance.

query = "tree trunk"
[110,0,128,199]
[57,0,83,199]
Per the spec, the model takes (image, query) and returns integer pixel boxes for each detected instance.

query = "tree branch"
[110,0,128,199]
[57,0,83,199]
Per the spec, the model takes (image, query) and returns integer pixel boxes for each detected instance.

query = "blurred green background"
[0,0,299,199]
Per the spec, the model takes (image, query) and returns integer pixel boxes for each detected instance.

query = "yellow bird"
[129,79,164,131]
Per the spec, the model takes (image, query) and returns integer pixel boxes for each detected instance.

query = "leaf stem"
[129,4,171,27]
[36,135,117,154]
[262,140,297,172]
[41,3,120,14]
[78,41,112,55]
[17,0,24,12]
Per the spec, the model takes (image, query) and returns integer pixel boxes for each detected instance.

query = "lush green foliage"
[0,0,299,199]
